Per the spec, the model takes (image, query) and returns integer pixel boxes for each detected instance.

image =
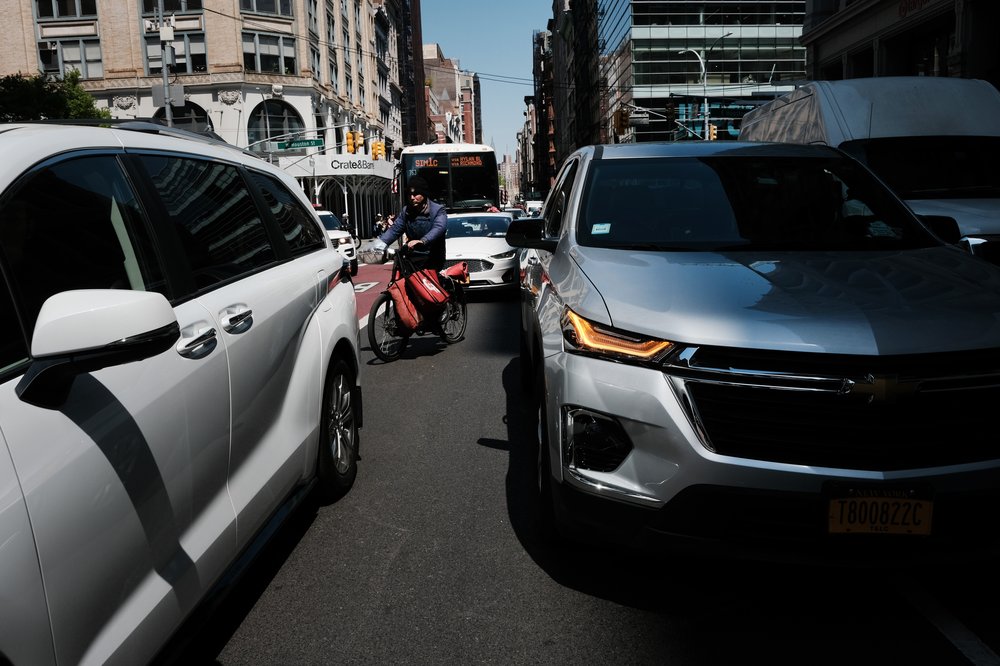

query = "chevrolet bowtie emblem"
[841,373,918,404]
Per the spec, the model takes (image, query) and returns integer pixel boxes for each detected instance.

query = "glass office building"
[600,1,806,142]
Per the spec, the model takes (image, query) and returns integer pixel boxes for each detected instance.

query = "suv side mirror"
[506,218,557,252]
[918,214,961,245]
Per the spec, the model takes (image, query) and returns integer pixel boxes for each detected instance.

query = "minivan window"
[135,154,276,292]
[0,154,163,331]
[247,170,326,255]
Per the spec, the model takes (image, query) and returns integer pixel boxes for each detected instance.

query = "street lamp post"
[677,48,707,140]
[678,32,732,141]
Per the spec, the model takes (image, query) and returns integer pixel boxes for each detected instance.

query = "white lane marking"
[896,576,1000,665]
[354,281,379,293]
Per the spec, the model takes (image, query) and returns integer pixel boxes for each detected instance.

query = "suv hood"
[570,245,1000,355]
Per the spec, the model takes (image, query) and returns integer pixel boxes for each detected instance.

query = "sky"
[419,1,553,160]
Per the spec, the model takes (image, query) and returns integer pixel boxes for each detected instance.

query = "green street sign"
[277,139,324,149]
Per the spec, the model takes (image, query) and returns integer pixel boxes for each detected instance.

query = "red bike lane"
[352,260,393,327]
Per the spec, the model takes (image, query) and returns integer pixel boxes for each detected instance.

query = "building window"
[329,52,340,93]
[310,45,320,80]
[247,99,305,150]
[327,3,339,93]
[141,0,202,11]
[243,32,297,75]
[35,0,96,18]
[153,102,213,133]
[307,0,318,34]
[240,0,292,16]
[146,33,207,75]
[39,38,103,79]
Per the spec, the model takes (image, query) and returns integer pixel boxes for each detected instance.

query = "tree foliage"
[0,71,111,122]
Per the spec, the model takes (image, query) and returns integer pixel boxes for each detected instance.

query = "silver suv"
[0,122,362,664]
[508,140,1000,561]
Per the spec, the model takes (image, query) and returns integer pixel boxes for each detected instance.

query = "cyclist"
[371,175,447,270]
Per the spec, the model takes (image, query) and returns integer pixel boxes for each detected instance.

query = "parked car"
[443,212,518,291]
[738,77,1000,261]
[507,139,1000,562]
[315,208,359,275]
[503,206,525,220]
[0,122,363,665]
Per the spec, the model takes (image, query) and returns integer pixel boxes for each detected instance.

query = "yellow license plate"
[828,495,932,535]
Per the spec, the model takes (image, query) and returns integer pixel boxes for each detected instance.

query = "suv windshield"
[317,212,344,232]
[577,156,939,252]
[841,136,1000,200]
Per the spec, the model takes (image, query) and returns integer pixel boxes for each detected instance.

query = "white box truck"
[738,77,1000,257]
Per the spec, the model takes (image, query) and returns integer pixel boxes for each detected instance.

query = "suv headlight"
[490,249,516,260]
[561,309,673,363]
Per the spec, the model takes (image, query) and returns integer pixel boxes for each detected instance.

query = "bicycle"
[366,244,468,362]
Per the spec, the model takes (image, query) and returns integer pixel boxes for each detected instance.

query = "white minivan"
[0,121,363,665]
[739,76,1000,258]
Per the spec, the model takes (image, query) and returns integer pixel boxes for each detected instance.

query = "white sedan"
[444,212,518,291]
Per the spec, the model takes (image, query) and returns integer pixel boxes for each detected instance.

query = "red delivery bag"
[406,268,449,310]
[387,280,422,331]
[441,261,469,284]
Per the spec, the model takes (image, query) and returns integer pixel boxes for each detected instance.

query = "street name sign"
[277,139,324,149]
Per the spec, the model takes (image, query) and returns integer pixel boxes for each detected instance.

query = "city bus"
[397,143,500,213]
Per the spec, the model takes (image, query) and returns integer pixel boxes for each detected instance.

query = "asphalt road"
[159,261,1000,666]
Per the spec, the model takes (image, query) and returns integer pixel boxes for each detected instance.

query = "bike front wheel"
[368,292,407,362]
[439,287,467,344]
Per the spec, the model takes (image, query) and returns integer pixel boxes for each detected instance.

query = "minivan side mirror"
[16,290,179,408]
[506,218,557,252]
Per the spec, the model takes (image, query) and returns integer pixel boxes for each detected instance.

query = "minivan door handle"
[220,307,253,334]
[176,326,218,358]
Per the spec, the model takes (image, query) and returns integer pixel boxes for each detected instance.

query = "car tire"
[316,357,359,502]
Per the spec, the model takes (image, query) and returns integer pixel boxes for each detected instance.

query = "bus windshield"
[400,144,500,212]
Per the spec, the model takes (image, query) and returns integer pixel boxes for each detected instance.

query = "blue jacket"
[378,200,448,269]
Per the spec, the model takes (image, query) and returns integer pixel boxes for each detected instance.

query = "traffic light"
[372,141,380,160]
[373,141,385,160]
[708,123,718,140]
[345,130,355,154]
[354,131,365,154]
